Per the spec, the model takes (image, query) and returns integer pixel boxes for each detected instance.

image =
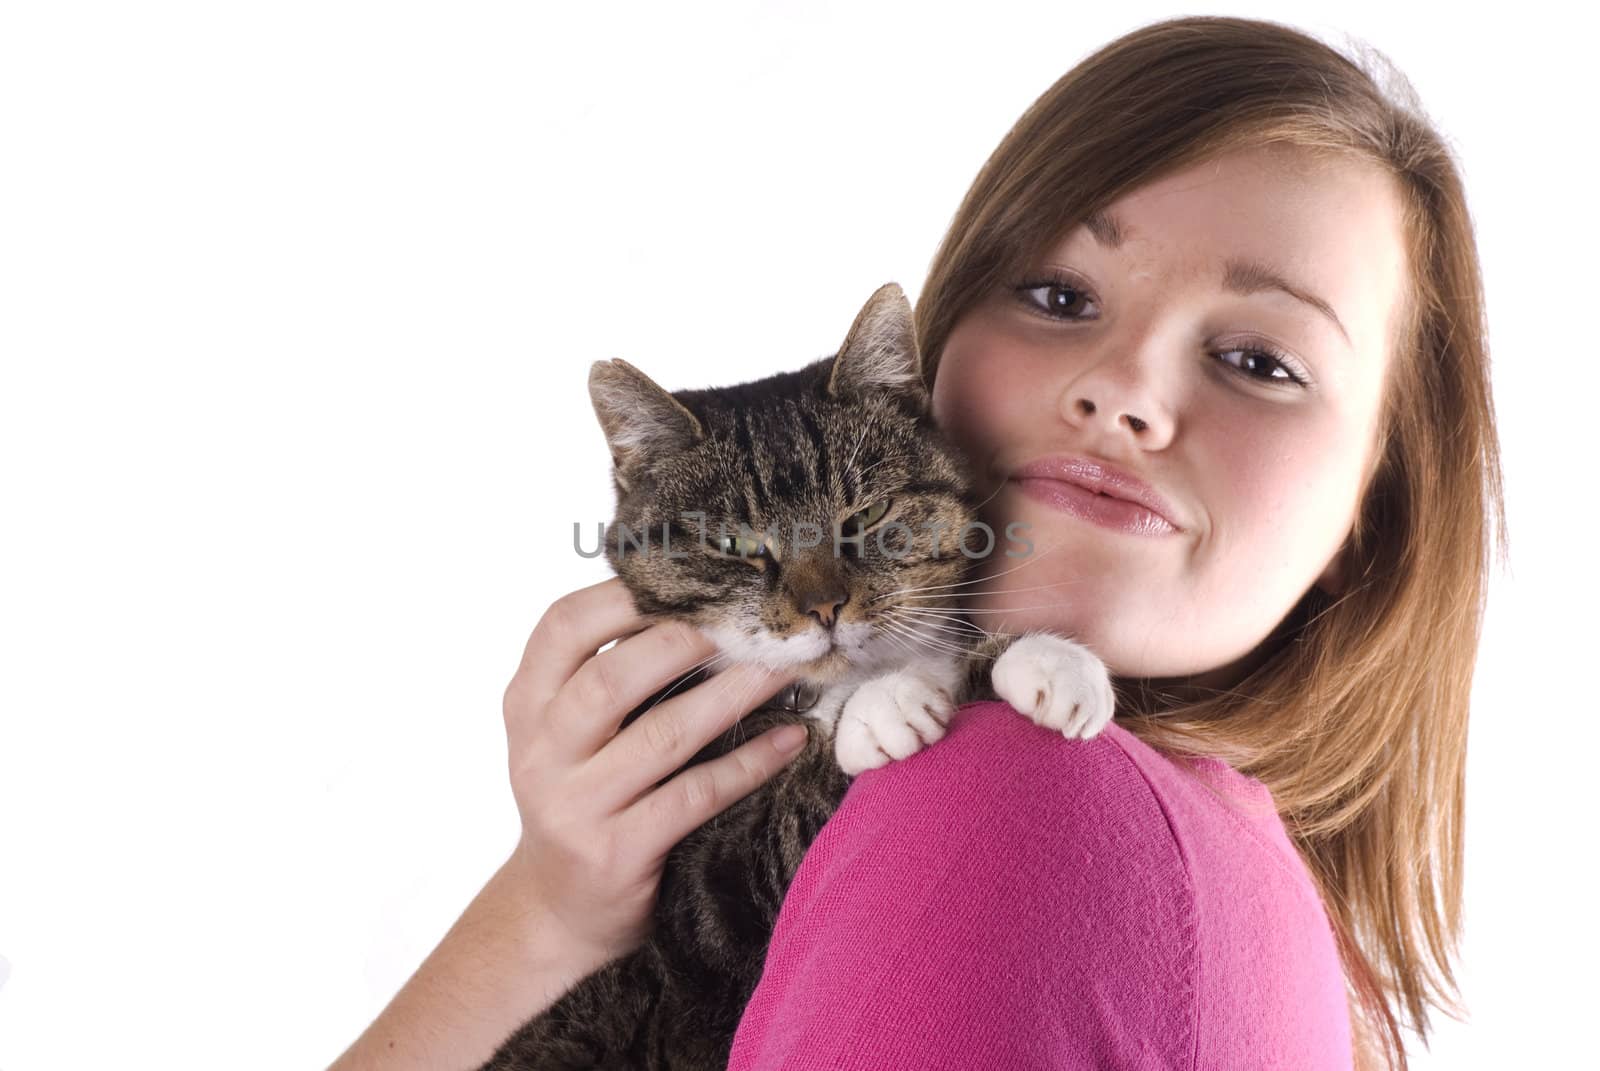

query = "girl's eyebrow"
[1221,257,1351,348]
[1083,208,1128,249]
[1078,208,1351,348]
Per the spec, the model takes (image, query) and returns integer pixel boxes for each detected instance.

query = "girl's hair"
[915,16,1506,1070]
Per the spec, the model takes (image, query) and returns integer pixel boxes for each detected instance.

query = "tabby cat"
[481,282,1114,1070]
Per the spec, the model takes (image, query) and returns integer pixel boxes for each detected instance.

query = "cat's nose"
[804,591,849,630]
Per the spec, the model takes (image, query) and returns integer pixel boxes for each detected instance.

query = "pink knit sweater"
[728,700,1353,1069]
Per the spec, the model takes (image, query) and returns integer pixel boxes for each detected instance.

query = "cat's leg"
[831,655,966,776]
[808,680,854,737]
[989,630,1116,739]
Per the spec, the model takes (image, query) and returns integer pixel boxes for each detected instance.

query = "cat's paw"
[833,669,954,776]
[991,632,1115,739]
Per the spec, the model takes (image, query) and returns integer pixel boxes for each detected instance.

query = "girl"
[332,15,1502,1070]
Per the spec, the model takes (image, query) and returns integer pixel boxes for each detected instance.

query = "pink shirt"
[728,700,1352,1069]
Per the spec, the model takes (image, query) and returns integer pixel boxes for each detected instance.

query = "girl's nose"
[1056,344,1176,449]
[1070,396,1150,433]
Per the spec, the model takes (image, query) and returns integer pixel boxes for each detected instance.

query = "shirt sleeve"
[727,702,1199,1071]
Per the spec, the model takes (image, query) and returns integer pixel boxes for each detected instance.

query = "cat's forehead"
[694,395,904,445]
[641,399,919,511]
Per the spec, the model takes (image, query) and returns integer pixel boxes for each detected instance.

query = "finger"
[624,721,813,854]
[586,662,796,813]
[541,616,725,762]
[508,578,648,725]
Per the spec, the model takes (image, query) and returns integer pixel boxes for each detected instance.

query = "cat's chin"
[725,645,855,685]
[797,646,857,683]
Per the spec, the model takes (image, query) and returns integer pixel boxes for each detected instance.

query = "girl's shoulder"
[818,698,1309,901]
[729,700,1352,1070]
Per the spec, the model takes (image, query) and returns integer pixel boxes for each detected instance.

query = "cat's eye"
[716,532,770,559]
[842,499,891,534]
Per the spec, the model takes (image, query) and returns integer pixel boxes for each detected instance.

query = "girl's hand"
[501,576,806,962]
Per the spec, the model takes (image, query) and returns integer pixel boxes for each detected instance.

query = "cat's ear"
[589,358,704,489]
[827,282,928,413]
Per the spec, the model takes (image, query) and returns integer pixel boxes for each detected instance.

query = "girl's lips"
[1008,454,1184,531]
[1004,454,1184,534]
[1010,475,1181,537]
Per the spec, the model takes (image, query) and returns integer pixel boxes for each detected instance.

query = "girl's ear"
[1315,544,1349,596]
[1323,434,1386,597]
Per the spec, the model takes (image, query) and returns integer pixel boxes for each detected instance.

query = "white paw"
[991,632,1115,739]
[833,669,954,776]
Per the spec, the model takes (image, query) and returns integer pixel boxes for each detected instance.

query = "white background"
[1,2,1592,1068]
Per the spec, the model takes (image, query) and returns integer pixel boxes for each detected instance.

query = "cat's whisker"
[701,656,770,712]
[888,627,973,661]
[841,420,872,477]
[883,616,999,650]
[886,618,990,646]
[624,650,733,722]
[882,609,986,635]
[878,619,973,659]
[679,649,733,680]
[892,576,1089,602]
[881,608,989,640]
[878,627,919,663]
[869,573,1002,600]
[883,603,981,624]
[868,538,1071,602]
[877,624,958,660]
[885,568,1096,607]
[718,660,775,748]
[867,563,999,601]
[853,453,902,484]
[713,656,755,739]
[882,620,981,645]
[892,601,1076,616]
[968,474,1013,515]
[875,600,969,618]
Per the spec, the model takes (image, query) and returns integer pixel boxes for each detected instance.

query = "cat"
[481,281,1115,1070]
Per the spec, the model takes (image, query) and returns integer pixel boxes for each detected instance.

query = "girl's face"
[931,143,1408,687]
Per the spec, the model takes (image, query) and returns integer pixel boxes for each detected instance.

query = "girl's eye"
[1013,276,1100,320]
[1214,344,1310,387]
[1011,272,1312,390]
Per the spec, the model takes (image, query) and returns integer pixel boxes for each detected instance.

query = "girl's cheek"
[1226,438,1350,565]
[933,347,1004,434]
[1189,419,1281,535]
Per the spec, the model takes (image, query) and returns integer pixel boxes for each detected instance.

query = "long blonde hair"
[915,16,1507,1068]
